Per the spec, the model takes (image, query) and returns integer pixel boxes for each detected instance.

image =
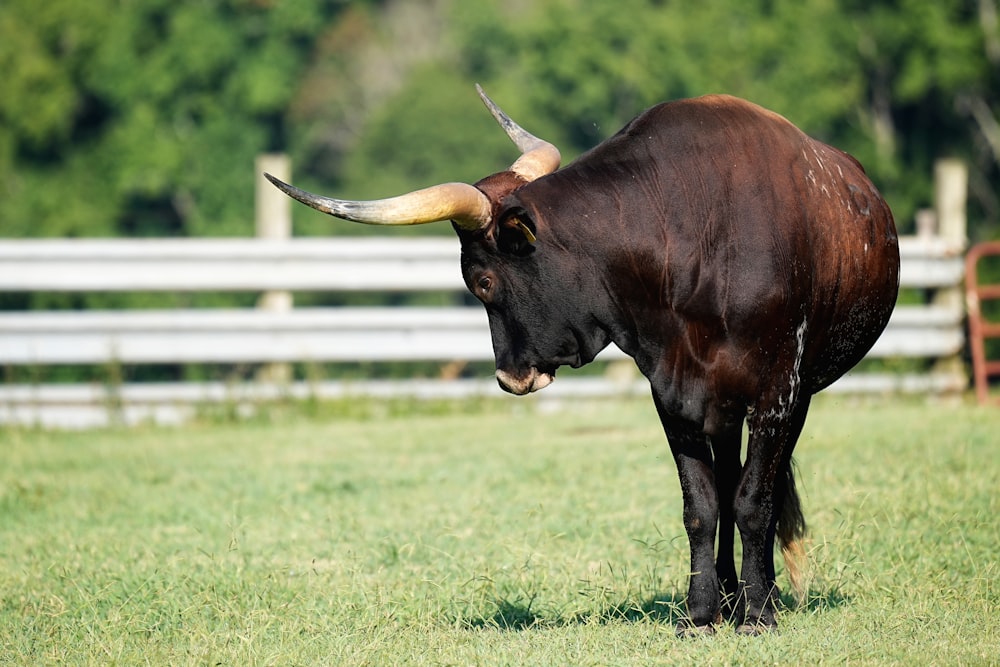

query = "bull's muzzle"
[495,368,554,395]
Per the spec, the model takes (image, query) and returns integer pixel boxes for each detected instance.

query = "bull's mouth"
[495,367,556,395]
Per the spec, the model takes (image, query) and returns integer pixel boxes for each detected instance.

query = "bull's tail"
[776,457,807,604]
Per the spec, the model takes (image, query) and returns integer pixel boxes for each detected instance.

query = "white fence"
[0,234,967,427]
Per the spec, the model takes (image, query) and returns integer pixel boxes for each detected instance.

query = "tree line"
[2,0,999,243]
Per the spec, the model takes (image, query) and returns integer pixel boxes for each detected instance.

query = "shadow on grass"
[459,592,688,632]
[460,586,851,632]
[780,586,852,613]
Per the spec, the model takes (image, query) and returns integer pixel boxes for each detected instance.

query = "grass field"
[2,395,998,665]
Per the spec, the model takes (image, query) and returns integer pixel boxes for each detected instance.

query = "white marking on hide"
[789,316,807,401]
[812,147,829,173]
[768,316,808,421]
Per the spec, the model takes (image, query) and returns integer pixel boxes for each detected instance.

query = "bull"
[265,86,899,634]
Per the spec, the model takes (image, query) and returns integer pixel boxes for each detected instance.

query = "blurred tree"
[1,0,998,241]
[308,0,999,239]
[0,0,355,238]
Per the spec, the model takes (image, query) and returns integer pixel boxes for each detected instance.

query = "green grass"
[2,396,998,665]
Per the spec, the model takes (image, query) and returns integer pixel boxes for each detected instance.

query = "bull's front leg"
[654,401,721,635]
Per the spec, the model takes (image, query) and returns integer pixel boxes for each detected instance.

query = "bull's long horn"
[476,84,561,182]
[264,174,492,230]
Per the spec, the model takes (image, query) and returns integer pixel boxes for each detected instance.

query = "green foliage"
[1,399,998,663]
[286,0,1000,238]
[0,0,345,238]
[1,0,999,239]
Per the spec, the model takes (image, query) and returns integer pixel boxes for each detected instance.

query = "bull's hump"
[641,94,799,138]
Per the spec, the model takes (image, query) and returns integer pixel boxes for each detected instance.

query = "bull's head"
[267,86,611,395]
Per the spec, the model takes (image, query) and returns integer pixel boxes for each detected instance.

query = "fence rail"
[0,238,462,292]
[965,241,1000,404]
[0,236,965,292]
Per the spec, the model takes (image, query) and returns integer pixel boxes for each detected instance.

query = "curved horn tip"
[264,172,290,192]
[474,84,515,130]
[473,84,561,181]
[475,83,492,105]
[263,172,318,207]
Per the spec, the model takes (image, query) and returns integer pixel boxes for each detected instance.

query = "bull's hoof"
[675,621,716,638]
[735,622,777,636]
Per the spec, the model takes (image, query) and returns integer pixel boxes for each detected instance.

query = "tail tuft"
[777,458,808,603]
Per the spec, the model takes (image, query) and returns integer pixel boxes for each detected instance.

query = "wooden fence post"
[934,158,968,250]
[255,154,293,383]
[932,158,968,380]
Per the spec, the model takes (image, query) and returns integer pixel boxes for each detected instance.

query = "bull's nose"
[495,369,530,395]
[495,368,554,395]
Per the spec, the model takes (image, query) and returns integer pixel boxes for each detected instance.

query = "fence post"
[255,154,293,383]
[931,159,968,381]
[934,158,968,251]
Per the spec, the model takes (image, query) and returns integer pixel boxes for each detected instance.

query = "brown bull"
[266,86,900,634]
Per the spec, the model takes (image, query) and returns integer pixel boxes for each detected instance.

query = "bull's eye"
[477,275,493,294]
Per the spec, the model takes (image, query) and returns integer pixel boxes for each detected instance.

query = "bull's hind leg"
[711,425,742,621]
[734,395,810,633]
[654,403,721,634]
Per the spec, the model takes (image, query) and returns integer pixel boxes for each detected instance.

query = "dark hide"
[457,95,899,633]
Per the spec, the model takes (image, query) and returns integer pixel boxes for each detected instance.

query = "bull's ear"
[497,213,537,256]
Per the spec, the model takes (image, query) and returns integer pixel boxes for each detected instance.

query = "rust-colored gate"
[965,241,1000,405]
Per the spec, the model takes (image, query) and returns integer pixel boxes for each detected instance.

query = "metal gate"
[965,241,1000,405]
